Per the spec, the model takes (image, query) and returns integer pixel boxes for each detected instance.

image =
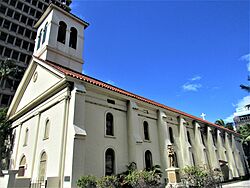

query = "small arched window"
[143,121,149,140]
[18,155,26,176]
[42,22,48,44]
[44,119,50,139]
[38,152,47,180]
[57,21,67,44]
[106,112,114,136]
[36,30,42,50]
[187,131,192,145]
[24,128,29,146]
[105,148,115,176]
[69,27,77,49]
[169,127,174,143]
[145,150,153,171]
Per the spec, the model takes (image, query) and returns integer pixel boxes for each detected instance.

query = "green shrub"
[123,170,161,188]
[76,163,163,188]
[77,175,97,188]
[97,175,119,188]
[181,166,222,188]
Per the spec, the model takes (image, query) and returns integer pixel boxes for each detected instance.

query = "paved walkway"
[222,179,250,187]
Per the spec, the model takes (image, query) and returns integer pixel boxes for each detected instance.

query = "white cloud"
[224,114,234,123]
[190,76,202,81]
[224,96,250,123]
[106,80,115,85]
[240,53,250,72]
[236,95,250,109]
[182,75,202,92]
[182,83,202,91]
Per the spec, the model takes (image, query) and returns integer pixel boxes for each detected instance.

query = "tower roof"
[34,3,89,29]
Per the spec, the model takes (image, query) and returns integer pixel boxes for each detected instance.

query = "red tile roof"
[38,57,239,136]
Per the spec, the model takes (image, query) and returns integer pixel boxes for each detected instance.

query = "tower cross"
[201,113,206,120]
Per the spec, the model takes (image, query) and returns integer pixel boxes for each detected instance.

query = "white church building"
[1,3,249,188]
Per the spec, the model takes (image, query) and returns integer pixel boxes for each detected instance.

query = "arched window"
[18,155,26,176]
[169,127,174,143]
[44,119,50,139]
[69,27,77,49]
[143,121,149,140]
[105,148,115,176]
[145,150,153,170]
[42,22,48,44]
[57,21,67,44]
[24,128,29,146]
[106,112,114,136]
[38,152,47,181]
[187,131,192,145]
[36,30,42,50]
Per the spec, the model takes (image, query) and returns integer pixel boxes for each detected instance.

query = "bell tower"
[33,4,89,73]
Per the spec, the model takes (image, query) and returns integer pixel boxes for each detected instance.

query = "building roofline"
[34,56,240,136]
[34,3,89,29]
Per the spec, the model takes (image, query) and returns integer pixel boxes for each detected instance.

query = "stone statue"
[168,145,175,167]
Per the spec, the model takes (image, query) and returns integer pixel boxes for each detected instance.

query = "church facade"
[3,4,249,188]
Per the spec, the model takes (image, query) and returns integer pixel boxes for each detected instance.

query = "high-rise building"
[0,0,71,107]
[233,104,250,128]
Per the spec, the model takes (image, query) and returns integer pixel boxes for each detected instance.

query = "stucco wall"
[83,97,128,177]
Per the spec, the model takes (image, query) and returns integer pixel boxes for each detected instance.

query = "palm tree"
[214,119,225,126]
[225,123,234,131]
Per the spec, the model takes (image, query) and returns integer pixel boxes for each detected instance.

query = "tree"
[237,124,250,169]
[0,108,11,172]
[237,124,250,143]
[0,59,24,90]
[225,123,234,131]
[214,119,225,127]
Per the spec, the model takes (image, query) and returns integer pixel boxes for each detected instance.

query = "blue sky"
[70,0,250,123]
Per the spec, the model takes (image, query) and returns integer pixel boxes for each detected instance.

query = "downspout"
[59,86,71,188]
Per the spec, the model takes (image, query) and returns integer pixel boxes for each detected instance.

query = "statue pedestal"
[165,167,183,188]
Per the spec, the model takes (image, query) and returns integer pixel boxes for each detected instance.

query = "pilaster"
[70,83,87,186]
[231,135,245,176]
[71,83,87,133]
[193,122,206,166]
[206,126,220,169]
[225,132,239,178]
[217,130,227,162]
[179,117,192,167]
[238,138,250,175]
[157,110,171,170]
[127,101,142,167]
